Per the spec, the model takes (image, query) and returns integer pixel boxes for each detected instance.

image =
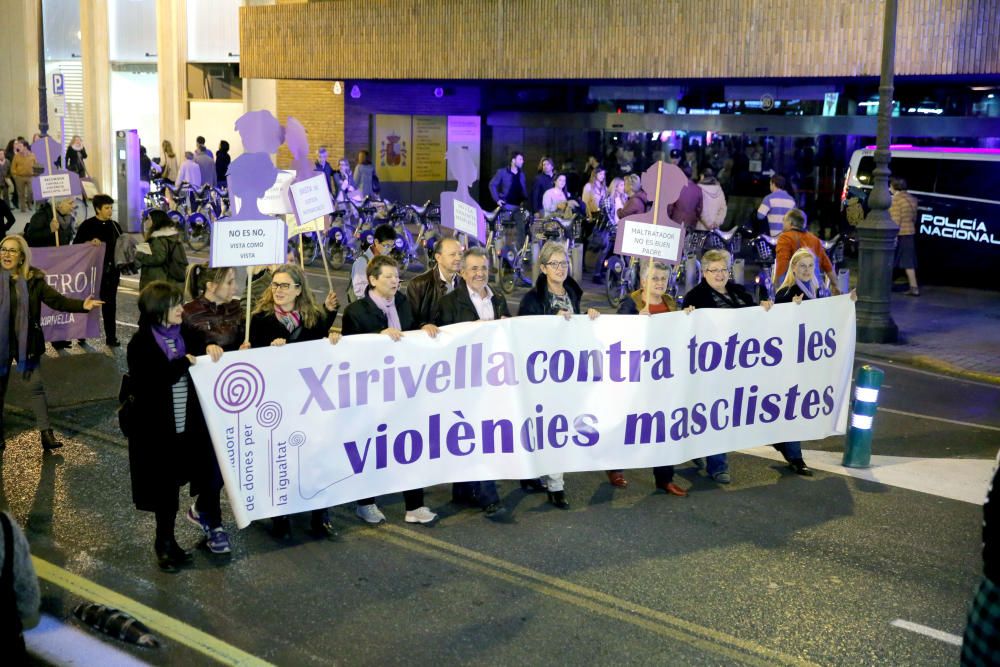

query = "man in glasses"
[350,224,398,301]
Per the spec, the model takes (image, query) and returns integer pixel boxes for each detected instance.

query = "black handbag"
[117,373,134,437]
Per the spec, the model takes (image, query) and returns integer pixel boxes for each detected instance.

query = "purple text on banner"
[31,244,105,342]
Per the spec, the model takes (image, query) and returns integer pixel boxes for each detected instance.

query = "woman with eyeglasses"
[609,261,690,495]
[682,248,772,485]
[341,254,440,526]
[249,263,340,541]
[517,241,600,509]
[0,235,102,452]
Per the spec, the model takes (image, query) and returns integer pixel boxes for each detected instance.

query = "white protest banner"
[617,219,683,261]
[453,199,479,237]
[209,218,287,268]
[35,173,73,199]
[190,297,856,528]
[289,174,334,225]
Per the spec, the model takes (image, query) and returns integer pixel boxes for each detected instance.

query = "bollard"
[842,364,885,468]
[570,242,583,279]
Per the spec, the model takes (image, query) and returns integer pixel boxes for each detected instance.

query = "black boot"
[40,429,63,451]
[547,490,570,509]
[154,538,192,572]
[520,479,545,492]
[271,515,292,540]
[308,509,338,540]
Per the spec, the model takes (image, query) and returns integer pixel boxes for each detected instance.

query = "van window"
[934,160,1000,200]
[856,155,936,192]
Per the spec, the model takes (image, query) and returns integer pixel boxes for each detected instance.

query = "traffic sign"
[52,72,65,96]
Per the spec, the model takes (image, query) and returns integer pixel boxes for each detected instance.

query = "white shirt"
[542,187,568,215]
[438,267,457,294]
[177,159,202,187]
[468,284,496,321]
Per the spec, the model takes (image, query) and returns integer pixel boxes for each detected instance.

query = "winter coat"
[434,280,510,325]
[24,208,73,247]
[697,182,727,230]
[125,324,194,512]
[181,297,244,355]
[668,179,704,228]
[517,275,583,316]
[406,267,458,328]
[616,289,677,315]
[136,229,188,291]
[341,291,417,335]
[6,269,87,365]
[683,279,756,310]
[248,306,337,348]
[488,168,528,207]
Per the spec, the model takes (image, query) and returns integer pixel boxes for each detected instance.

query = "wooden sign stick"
[643,161,665,309]
[42,138,60,247]
[316,230,334,292]
[244,270,253,346]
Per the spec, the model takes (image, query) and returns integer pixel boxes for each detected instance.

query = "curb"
[856,347,1000,385]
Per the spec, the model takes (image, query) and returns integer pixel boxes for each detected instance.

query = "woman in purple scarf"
[126,281,199,572]
[0,234,102,452]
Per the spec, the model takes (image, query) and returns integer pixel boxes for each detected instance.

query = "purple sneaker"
[186,504,212,539]
[206,527,231,554]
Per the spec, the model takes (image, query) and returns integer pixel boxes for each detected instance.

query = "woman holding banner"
[341,254,440,526]
[683,248,772,485]
[179,265,246,555]
[127,281,199,572]
[517,241,600,509]
[249,263,340,541]
[0,234,102,452]
[611,261,689,496]
[772,248,856,476]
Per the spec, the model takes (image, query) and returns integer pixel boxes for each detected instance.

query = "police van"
[843,146,1000,289]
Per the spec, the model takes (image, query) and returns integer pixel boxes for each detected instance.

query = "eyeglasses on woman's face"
[544,261,569,269]
[0,247,21,256]
[270,281,299,292]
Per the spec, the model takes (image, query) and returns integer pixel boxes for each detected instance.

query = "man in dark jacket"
[24,199,75,247]
[435,247,511,520]
[488,152,527,209]
[406,237,462,327]
[73,194,123,346]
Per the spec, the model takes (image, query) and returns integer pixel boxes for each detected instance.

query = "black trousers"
[100,269,120,342]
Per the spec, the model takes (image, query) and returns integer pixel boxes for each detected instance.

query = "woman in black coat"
[516,241,600,509]
[126,281,199,572]
[248,263,340,540]
[682,248,772,485]
[340,255,440,526]
[180,265,246,555]
[0,234,101,451]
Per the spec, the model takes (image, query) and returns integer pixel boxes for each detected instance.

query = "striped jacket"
[757,188,797,236]
[889,190,918,236]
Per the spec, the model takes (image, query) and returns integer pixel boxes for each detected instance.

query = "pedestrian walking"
[136,210,188,292]
[889,177,920,296]
[756,174,796,237]
[73,194,123,347]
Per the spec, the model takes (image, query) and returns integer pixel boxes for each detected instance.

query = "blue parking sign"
[52,72,64,95]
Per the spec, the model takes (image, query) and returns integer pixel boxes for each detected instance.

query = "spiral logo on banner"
[256,401,283,429]
[213,363,266,414]
[288,431,307,448]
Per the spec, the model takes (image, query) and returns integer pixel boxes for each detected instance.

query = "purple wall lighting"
[350,85,361,99]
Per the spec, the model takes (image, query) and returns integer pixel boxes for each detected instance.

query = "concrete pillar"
[157,0,187,156]
[80,0,112,194]
[0,2,41,145]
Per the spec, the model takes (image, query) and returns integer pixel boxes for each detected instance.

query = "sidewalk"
[857,285,1000,383]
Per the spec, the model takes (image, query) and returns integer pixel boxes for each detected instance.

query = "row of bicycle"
[140,179,853,305]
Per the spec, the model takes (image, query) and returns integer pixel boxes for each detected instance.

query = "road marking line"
[116,319,139,328]
[371,526,817,667]
[890,619,963,646]
[880,407,1000,433]
[32,557,272,666]
[856,355,1000,389]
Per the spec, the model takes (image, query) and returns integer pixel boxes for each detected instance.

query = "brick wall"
[275,79,345,168]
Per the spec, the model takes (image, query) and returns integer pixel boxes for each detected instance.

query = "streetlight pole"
[856,0,900,343]
[37,0,49,138]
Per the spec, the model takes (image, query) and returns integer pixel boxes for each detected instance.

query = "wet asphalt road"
[2,255,996,666]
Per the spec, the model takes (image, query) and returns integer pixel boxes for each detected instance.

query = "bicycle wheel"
[497,258,515,295]
[186,213,210,251]
[605,256,627,308]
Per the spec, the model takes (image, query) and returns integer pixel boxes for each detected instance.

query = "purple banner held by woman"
[30,244,105,341]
